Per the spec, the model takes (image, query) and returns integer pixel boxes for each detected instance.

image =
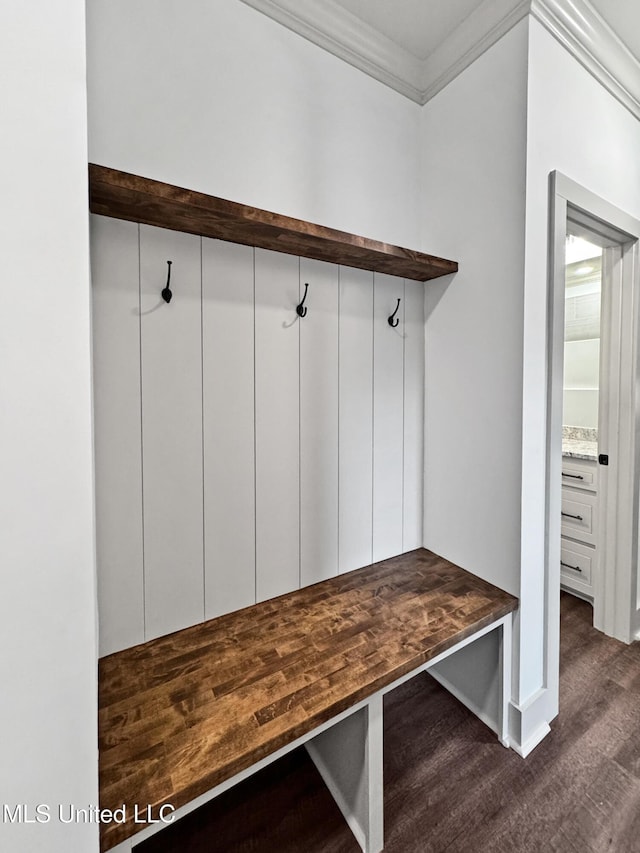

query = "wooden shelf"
[89,164,458,282]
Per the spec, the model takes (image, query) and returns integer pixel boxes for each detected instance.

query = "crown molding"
[419,0,530,103]
[238,0,423,103]
[239,0,640,119]
[531,0,640,121]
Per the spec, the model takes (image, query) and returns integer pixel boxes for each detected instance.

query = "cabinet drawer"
[561,490,597,545]
[561,458,597,493]
[560,538,594,591]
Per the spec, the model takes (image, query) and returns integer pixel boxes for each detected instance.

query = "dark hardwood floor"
[139,593,640,853]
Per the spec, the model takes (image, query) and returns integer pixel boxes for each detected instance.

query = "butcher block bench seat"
[98,548,517,853]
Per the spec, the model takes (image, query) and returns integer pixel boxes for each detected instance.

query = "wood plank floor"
[137,593,640,853]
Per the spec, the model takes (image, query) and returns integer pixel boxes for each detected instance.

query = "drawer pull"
[562,472,584,480]
[561,560,582,573]
[562,511,584,521]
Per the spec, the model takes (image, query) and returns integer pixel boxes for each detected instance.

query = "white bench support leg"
[305,694,384,853]
[498,614,512,747]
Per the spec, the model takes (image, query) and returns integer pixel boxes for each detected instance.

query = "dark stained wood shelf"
[89,165,458,282]
[98,548,516,851]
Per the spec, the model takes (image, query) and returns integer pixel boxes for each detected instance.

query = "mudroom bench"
[98,548,517,853]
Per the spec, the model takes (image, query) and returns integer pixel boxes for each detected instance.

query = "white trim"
[547,173,640,653]
[510,721,551,758]
[419,0,530,104]
[508,686,552,757]
[543,174,567,730]
[530,0,640,121]
[239,0,640,117]
[237,0,423,103]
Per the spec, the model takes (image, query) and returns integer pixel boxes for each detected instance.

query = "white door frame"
[547,173,640,676]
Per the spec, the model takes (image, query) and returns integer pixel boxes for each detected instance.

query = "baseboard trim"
[508,687,552,756]
[510,721,551,757]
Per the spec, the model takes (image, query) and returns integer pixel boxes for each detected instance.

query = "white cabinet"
[560,456,598,599]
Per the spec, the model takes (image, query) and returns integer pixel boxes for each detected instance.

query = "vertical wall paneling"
[338,267,374,573]
[140,225,204,640]
[373,274,405,562]
[299,259,339,586]
[91,215,144,656]
[403,280,425,550]
[202,239,256,618]
[254,249,300,600]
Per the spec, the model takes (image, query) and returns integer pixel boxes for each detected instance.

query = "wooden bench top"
[98,548,517,850]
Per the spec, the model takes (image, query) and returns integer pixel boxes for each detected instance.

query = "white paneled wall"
[338,267,374,573]
[403,280,426,551]
[300,259,340,586]
[373,274,406,562]
[139,225,205,640]
[202,239,256,619]
[91,216,144,652]
[255,249,301,601]
[91,215,425,656]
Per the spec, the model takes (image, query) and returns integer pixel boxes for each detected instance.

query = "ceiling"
[332,0,640,62]
[331,0,487,61]
[240,0,640,117]
[587,0,640,61]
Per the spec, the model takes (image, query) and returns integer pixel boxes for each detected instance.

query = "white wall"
[419,23,528,594]
[87,0,640,753]
[87,0,426,657]
[419,20,530,747]
[421,14,640,752]
[563,338,600,428]
[523,19,640,715]
[0,2,99,852]
[86,0,421,249]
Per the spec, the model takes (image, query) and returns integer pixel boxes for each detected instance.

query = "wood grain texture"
[98,548,516,851]
[88,165,458,283]
[136,593,640,853]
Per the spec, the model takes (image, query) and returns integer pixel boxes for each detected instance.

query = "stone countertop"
[562,426,598,461]
[562,438,598,461]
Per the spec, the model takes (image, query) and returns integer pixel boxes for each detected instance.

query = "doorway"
[559,232,602,603]
[547,173,640,654]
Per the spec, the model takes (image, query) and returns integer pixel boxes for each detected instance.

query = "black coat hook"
[161,261,173,303]
[296,282,309,317]
[388,298,401,327]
